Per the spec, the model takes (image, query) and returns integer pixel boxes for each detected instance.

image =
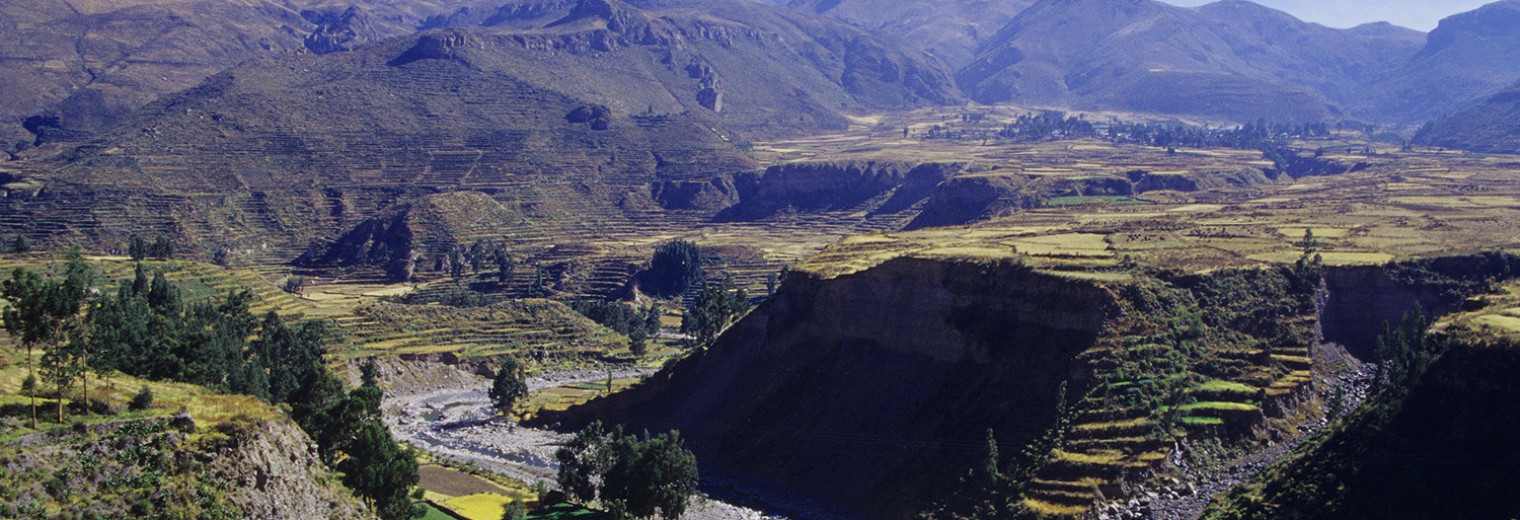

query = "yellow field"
[442,493,521,520]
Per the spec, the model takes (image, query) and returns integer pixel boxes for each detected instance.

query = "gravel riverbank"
[381,363,792,520]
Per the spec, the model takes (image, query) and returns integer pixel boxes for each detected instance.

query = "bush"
[130,386,153,411]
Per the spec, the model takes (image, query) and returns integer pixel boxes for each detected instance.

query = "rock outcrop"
[1,415,371,519]
[716,161,963,220]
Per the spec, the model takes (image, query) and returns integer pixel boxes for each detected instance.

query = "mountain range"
[782,0,1037,69]
[0,0,528,149]
[960,0,1443,123]
[7,0,1520,156]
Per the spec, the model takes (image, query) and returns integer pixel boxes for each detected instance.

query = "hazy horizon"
[1161,0,1496,31]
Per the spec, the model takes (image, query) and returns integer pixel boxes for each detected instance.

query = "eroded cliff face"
[714,161,964,220]
[555,258,1118,519]
[1320,253,1520,358]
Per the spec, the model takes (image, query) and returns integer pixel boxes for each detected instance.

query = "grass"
[1023,497,1097,516]
[1176,401,1260,412]
[528,502,605,520]
[1047,196,1151,206]
[1072,416,1154,432]
[1181,416,1226,426]
[517,377,642,420]
[421,502,467,520]
[1193,380,1260,400]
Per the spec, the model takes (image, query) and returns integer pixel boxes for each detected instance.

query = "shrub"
[130,386,153,411]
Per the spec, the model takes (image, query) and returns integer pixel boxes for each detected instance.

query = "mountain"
[1412,81,1520,153]
[0,0,510,153]
[956,0,1424,123]
[1367,0,1520,123]
[1,0,957,261]
[783,0,1037,69]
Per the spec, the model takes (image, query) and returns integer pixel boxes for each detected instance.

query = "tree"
[489,356,528,416]
[2,253,91,426]
[128,235,148,260]
[981,429,1000,485]
[11,234,29,254]
[628,329,648,357]
[469,240,488,273]
[526,265,549,298]
[3,268,49,427]
[494,249,515,284]
[149,235,174,259]
[282,276,308,295]
[340,421,423,520]
[599,430,699,520]
[556,422,609,503]
[645,240,704,298]
[501,501,528,520]
[555,423,699,520]
[681,278,748,348]
[449,248,466,281]
[360,358,379,388]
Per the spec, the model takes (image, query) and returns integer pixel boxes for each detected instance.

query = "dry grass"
[517,377,642,420]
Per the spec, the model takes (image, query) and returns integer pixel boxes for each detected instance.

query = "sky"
[1160,0,1496,31]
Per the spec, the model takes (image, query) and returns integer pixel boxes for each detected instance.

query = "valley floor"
[381,362,800,520]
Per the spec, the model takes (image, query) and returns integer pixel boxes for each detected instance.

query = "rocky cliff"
[0,414,371,519]
[714,161,963,220]
[552,257,1118,519]
[1320,253,1520,358]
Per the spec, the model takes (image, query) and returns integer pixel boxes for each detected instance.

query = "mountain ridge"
[957,0,1426,123]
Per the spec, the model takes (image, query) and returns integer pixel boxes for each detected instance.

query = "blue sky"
[1160,0,1495,31]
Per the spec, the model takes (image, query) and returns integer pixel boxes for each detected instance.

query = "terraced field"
[331,300,625,361]
[1023,333,1310,514]
[0,255,633,369]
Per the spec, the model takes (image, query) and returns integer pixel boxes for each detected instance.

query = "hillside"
[0,0,522,154]
[1412,81,1520,153]
[0,366,375,520]
[1365,0,1520,124]
[548,247,1520,519]
[956,0,1424,123]
[1202,278,1520,520]
[782,0,1036,69]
